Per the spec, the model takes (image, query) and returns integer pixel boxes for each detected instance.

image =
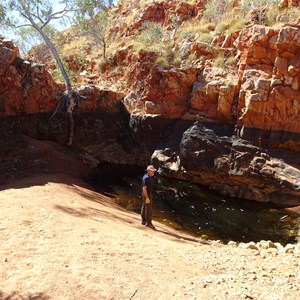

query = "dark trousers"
[141,203,152,225]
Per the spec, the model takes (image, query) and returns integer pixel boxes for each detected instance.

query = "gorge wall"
[1,0,300,206]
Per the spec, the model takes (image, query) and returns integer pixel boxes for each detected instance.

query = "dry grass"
[226,55,236,66]
[266,7,300,26]
[196,32,214,43]
[213,53,225,69]
[61,36,92,57]
[53,0,297,77]
[226,19,246,34]
[178,19,215,41]
[184,53,197,65]
[155,56,169,67]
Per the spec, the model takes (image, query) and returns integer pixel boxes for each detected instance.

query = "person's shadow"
[155,228,210,245]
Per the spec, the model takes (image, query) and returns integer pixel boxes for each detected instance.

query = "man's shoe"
[146,223,156,230]
[141,221,146,225]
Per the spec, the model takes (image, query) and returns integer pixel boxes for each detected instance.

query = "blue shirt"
[142,173,153,199]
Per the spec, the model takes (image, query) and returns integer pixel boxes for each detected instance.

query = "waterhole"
[89,166,300,245]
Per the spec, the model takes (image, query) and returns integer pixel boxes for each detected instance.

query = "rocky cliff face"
[236,25,300,146]
[0,38,62,116]
[1,1,300,206]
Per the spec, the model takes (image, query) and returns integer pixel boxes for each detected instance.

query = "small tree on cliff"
[0,0,113,146]
[78,10,111,60]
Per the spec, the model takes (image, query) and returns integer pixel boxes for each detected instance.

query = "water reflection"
[155,177,300,244]
[92,173,300,245]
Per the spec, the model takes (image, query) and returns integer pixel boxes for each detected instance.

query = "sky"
[51,0,68,30]
[2,0,118,54]
[3,1,72,53]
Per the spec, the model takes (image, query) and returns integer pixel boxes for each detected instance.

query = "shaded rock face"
[152,122,300,206]
[2,107,300,205]
[2,20,300,207]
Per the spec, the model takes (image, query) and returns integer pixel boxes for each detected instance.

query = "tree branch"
[28,10,44,23]
[41,5,79,29]
[15,23,33,28]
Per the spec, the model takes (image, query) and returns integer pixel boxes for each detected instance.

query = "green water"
[94,174,300,245]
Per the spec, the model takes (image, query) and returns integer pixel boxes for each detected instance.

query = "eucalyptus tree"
[0,0,113,145]
[16,24,57,56]
[78,10,111,60]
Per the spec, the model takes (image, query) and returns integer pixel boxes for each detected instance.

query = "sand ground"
[0,136,299,300]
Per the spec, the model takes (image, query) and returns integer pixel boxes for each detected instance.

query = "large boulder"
[152,122,300,206]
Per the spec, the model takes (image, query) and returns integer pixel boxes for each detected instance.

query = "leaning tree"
[0,0,113,145]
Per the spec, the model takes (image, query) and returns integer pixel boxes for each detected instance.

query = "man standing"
[141,165,157,229]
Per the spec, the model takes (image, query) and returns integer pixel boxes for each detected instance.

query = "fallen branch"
[129,289,138,300]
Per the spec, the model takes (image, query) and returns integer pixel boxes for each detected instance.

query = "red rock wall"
[236,25,300,138]
[2,1,300,149]
[0,38,63,116]
[280,0,300,7]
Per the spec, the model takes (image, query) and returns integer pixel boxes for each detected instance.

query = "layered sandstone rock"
[235,25,300,149]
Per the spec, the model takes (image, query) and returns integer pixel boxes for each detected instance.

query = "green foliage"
[52,59,74,83]
[179,20,215,41]
[196,33,214,43]
[215,18,232,33]
[266,6,300,26]
[155,56,169,68]
[0,1,113,46]
[78,10,111,59]
[74,0,113,23]
[179,27,197,40]
[215,16,246,34]
[226,55,236,66]
[241,0,281,23]
[185,53,197,65]
[173,55,182,66]
[169,14,180,31]
[200,23,215,33]
[165,48,182,66]
[203,0,235,23]
[135,21,166,50]
[0,4,5,22]
[0,0,58,29]
[16,24,57,55]
[0,0,112,91]
[226,19,246,34]
[164,47,176,61]
[213,54,225,69]
[212,53,236,69]
[265,7,281,25]
[74,53,88,67]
